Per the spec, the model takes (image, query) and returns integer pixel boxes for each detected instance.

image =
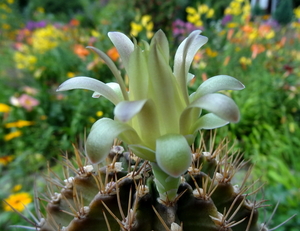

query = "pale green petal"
[86,46,128,100]
[108,32,134,71]
[130,99,160,149]
[151,162,181,201]
[191,75,245,102]
[187,73,195,84]
[114,99,160,149]
[173,30,208,101]
[92,82,124,101]
[57,77,120,105]
[128,144,155,162]
[114,100,147,122]
[127,45,148,100]
[86,118,141,164]
[148,42,185,134]
[156,134,192,178]
[192,113,229,132]
[190,93,240,122]
[179,107,201,138]
[150,30,169,62]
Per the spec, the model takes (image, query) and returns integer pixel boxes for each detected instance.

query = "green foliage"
[133,0,187,36]
[273,0,294,25]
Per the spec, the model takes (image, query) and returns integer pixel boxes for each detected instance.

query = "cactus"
[9,30,294,230]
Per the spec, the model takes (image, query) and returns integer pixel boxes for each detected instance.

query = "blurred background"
[0,0,299,230]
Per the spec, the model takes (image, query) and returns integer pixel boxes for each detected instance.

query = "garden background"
[0,0,299,230]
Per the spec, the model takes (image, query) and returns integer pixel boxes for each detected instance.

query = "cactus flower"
[57,30,244,201]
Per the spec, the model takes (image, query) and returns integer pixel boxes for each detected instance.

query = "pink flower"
[17,94,40,111]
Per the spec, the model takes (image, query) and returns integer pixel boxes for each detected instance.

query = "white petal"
[114,100,147,122]
[192,113,229,132]
[92,82,123,101]
[191,75,245,101]
[87,46,128,100]
[86,118,140,164]
[57,77,120,105]
[128,144,155,162]
[190,93,240,122]
[108,32,134,71]
[174,30,208,91]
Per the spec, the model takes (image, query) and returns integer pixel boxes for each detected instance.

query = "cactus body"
[20,139,269,231]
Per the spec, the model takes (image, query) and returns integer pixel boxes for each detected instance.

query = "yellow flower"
[265,30,275,40]
[239,56,252,65]
[205,47,218,58]
[291,21,300,29]
[4,130,22,141]
[186,6,197,15]
[294,6,300,19]
[130,15,154,39]
[7,0,14,4]
[67,72,76,78]
[14,52,37,70]
[130,22,143,37]
[248,30,258,40]
[0,103,10,113]
[0,155,14,165]
[141,15,152,27]
[36,7,44,13]
[5,120,34,128]
[227,22,239,28]
[40,115,47,120]
[89,117,96,123]
[12,184,22,192]
[3,192,32,212]
[224,8,232,15]
[32,25,65,53]
[96,111,103,117]
[206,9,215,18]
[147,31,154,39]
[145,21,154,31]
[2,23,10,30]
[91,30,100,38]
[198,4,209,14]
[187,13,200,24]
[34,67,45,78]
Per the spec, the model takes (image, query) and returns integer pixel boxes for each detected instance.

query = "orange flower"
[227,28,235,40]
[258,24,274,39]
[74,44,89,59]
[107,47,119,62]
[223,56,231,66]
[276,36,286,49]
[70,19,80,26]
[251,44,265,59]
[242,24,254,34]
[0,155,14,165]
